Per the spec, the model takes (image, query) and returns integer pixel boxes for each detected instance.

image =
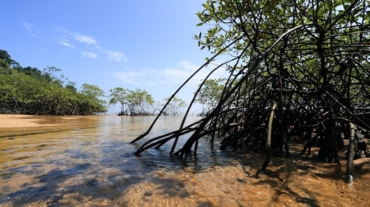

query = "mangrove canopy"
[132,0,370,182]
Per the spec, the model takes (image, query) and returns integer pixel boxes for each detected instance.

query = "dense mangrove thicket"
[132,0,370,182]
[109,87,187,116]
[0,50,107,115]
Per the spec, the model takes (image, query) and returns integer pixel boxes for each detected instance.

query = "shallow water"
[0,115,369,206]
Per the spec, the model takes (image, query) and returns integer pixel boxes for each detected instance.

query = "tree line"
[109,87,187,116]
[0,49,188,116]
[0,50,107,115]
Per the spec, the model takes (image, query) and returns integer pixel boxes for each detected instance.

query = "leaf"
[196,23,204,26]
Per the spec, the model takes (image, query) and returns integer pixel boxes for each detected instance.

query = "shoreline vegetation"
[1,49,188,116]
[0,50,107,116]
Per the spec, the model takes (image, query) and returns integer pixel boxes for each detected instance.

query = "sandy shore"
[0,115,47,128]
[0,114,98,128]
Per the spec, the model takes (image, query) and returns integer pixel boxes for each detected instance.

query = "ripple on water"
[1,116,370,207]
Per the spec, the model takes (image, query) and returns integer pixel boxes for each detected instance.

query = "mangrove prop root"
[345,123,356,183]
[259,102,277,175]
[131,1,370,183]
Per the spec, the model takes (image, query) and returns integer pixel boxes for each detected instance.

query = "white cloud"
[160,61,198,81]
[81,51,98,59]
[159,61,227,85]
[74,34,97,45]
[58,39,74,48]
[54,27,128,62]
[22,21,50,41]
[113,71,148,85]
[178,61,198,72]
[104,50,128,62]
[22,21,34,33]
[112,61,229,88]
[160,68,193,83]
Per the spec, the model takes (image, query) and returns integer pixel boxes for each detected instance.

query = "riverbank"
[0,114,52,128]
[0,114,103,128]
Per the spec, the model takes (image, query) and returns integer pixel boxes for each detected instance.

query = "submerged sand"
[0,115,369,206]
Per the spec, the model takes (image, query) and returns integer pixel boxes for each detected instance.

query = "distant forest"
[0,49,107,115]
[0,49,189,116]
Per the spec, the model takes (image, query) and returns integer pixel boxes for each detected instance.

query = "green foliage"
[161,97,187,116]
[109,87,127,105]
[125,89,155,115]
[132,0,370,157]
[0,49,107,115]
[194,0,370,108]
[81,83,105,99]
[109,87,156,115]
[196,78,225,108]
[65,81,77,92]
[16,66,43,80]
[0,49,19,68]
[189,0,370,151]
[80,83,107,113]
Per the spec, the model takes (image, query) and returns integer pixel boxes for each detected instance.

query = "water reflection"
[0,116,239,206]
[0,115,369,206]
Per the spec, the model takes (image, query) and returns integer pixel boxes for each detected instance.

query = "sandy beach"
[0,114,48,128]
[0,114,98,128]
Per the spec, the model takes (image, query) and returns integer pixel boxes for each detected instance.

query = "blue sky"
[1,1,228,114]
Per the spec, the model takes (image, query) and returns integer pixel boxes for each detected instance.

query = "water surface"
[0,115,369,206]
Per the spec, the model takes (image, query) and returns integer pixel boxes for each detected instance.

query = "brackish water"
[0,115,369,206]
